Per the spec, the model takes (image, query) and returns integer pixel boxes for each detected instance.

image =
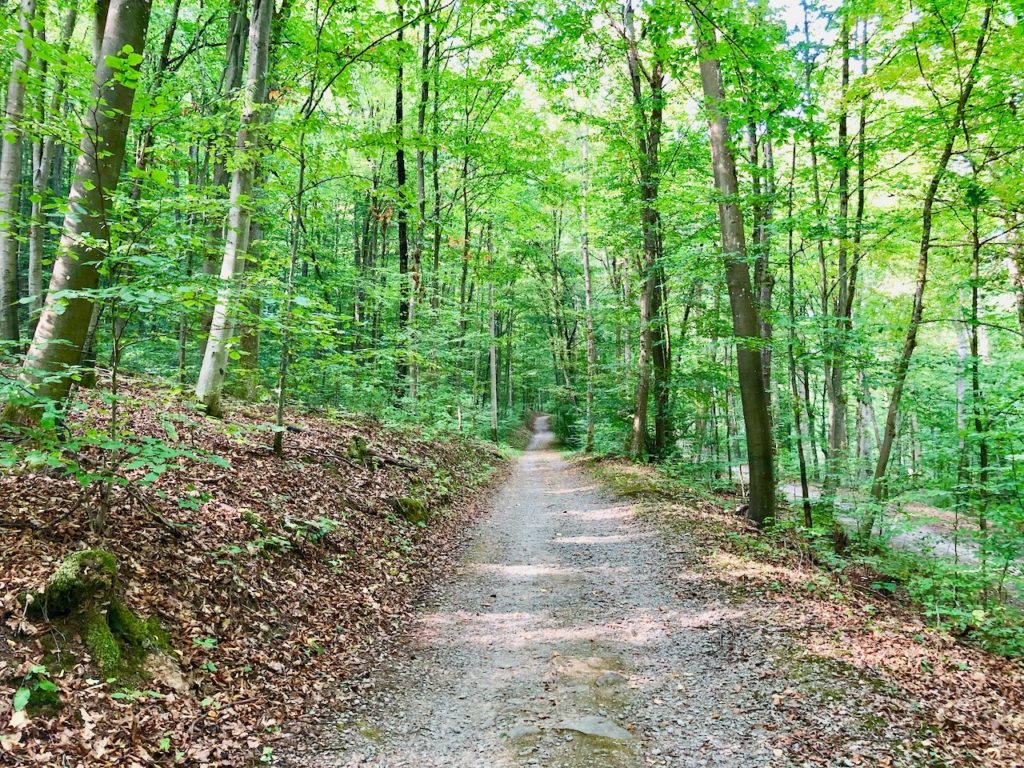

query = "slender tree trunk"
[505,310,513,410]
[871,5,991,501]
[195,0,274,416]
[826,21,852,492]
[694,14,776,525]
[0,0,37,343]
[430,35,443,308]
[5,0,152,419]
[801,0,833,476]
[274,132,305,456]
[581,134,597,453]
[803,359,820,480]
[969,204,989,530]
[755,133,776,405]
[623,0,665,460]
[395,0,410,382]
[198,1,250,360]
[129,0,182,202]
[27,5,78,334]
[410,9,430,401]
[488,282,498,443]
[651,264,671,455]
[785,145,812,526]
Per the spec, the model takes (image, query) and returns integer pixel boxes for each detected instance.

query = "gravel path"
[296,419,908,767]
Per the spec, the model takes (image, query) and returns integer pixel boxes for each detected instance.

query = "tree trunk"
[198,1,250,360]
[395,0,410,383]
[695,14,776,525]
[623,0,665,460]
[195,0,274,416]
[6,0,152,419]
[129,0,182,202]
[871,4,991,500]
[826,20,851,492]
[488,282,498,443]
[785,144,812,526]
[0,0,37,343]
[969,203,989,530]
[27,5,78,333]
[274,132,305,456]
[410,9,430,401]
[581,134,597,453]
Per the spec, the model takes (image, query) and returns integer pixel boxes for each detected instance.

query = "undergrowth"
[580,455,1024,657]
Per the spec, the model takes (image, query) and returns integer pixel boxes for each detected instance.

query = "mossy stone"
[394,497,429,525]
[28,549,117,619]
[27,550,179,685]
[83,610,121,674]
[109,599,174,655]
[348,435,375,468]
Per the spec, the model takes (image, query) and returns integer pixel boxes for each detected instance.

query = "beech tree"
[195,0,274,416]
[0,0,1019,557]
[6,0,152,418]
[0,0,36,342]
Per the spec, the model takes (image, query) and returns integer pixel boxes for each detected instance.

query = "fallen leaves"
[589,457,1024,768]
[0,381,506,766]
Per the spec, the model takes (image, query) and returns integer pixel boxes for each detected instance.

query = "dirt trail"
[293,417,907,767]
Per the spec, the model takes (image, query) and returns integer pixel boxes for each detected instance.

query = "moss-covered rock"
[109,599,174,655]
[26,550,181,686]
[83,610,121,674]
[348,435,375,468]
[27,549,117,619]
[393,497,429,525]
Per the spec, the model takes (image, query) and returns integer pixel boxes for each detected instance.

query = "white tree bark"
[195,0,274,416]
[28,6,79,329]
[0,0,37,342]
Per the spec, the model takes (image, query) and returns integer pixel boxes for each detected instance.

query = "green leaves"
[12,687,31,712]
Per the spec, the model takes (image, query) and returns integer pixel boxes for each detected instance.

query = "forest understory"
[4,388,1019,766]
[2,0,1024,763]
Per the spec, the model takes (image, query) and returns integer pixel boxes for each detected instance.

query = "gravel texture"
[288,419,913,767]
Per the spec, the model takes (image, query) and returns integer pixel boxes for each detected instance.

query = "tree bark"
[785,143,812,526]
[581,133,597,453]
[410,8,431,400]
[27,5,79,332]
[488,282,498,443]
[274,132,305,456]
[395,0,410,382]
[826,20,851,492]
[0,0,37,343]
[129,0,182,202]
[871,4,991,501]
[6,0,152,419]
[198,1,250,360]
[694,12,776,525]
[195,0,274,416]
[622,0,665,460]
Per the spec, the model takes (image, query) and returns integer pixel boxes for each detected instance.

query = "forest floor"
[0,379,507,766]
[283,419,1023,768]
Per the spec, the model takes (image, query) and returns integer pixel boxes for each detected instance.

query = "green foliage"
[11,666,60,715]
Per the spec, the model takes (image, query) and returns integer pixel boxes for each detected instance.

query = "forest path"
[300,418,902,767]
